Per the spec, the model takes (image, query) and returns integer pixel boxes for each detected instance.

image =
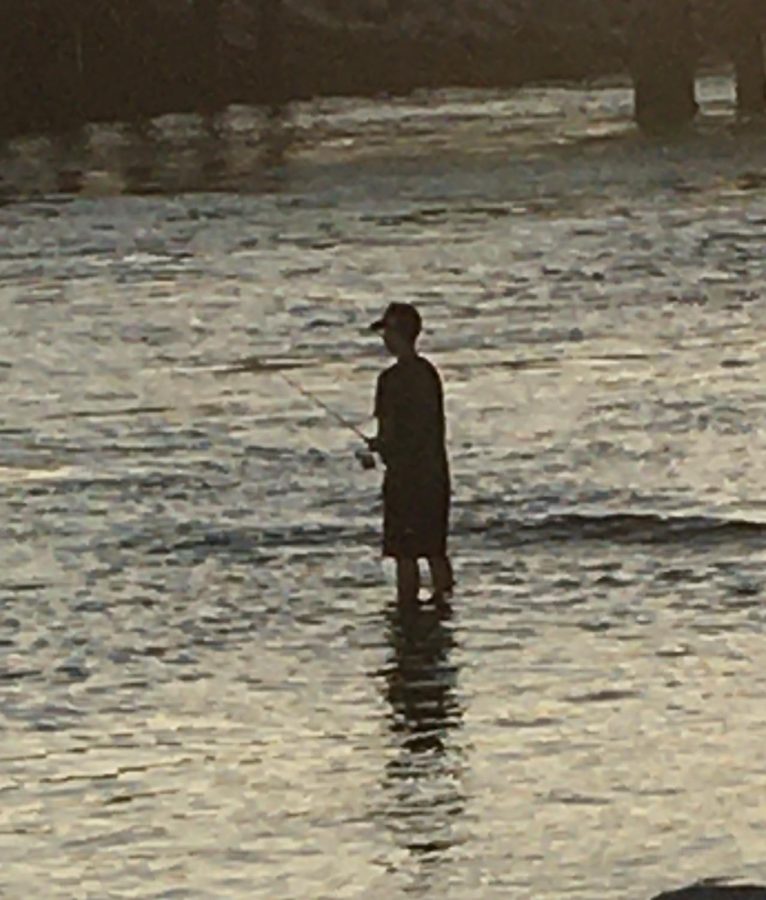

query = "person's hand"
[355,445,376,470]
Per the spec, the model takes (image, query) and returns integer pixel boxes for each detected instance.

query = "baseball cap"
[369,302,422,340]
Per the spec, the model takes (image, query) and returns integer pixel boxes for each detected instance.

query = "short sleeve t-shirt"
[374,355,448,476]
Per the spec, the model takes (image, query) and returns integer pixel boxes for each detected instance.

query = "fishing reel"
[355,448,377,470]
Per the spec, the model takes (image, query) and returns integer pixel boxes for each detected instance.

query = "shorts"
[382,468,450,559]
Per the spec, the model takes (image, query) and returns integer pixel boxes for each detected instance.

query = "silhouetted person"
[260,105,291,171]
[368,303,453,605]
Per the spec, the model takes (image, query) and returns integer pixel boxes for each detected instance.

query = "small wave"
[115,511,766,562]
[470,512,766,547]
[565,688,642,704]
[3,469,218,495]
[117,522,373,563]
[0,465,76,484]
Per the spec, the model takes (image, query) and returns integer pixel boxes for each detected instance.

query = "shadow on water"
[378,600,465,871]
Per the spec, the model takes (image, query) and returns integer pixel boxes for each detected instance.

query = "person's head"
[370,302,422,358]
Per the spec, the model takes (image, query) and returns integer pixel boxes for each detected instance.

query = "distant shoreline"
[0,2,736,142]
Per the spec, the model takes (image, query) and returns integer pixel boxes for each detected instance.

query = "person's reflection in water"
[260,104,292,173]
[52,128,88,194]
[122,121,161,195]
[198,115,227,190]
[380,599,465,873]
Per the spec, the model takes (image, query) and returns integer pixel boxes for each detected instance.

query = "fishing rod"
[276,370,377,468]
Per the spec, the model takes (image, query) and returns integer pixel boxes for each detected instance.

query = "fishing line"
[222,357,376,466]
[276,371,368,441]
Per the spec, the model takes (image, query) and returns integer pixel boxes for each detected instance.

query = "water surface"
[1,75,766,898]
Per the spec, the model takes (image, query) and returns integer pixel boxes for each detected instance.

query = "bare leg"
[396,558,420,605]
[427,556,454,599]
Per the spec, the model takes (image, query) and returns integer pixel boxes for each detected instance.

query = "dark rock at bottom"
[653,882,766,899]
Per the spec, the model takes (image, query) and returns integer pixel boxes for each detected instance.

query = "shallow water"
[1,75,766,898]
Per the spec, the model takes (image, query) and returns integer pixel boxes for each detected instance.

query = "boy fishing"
[367,302,454,605]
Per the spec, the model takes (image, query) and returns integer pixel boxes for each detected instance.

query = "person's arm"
[435,368,446,446]
[369,414,394,465]
[369,373,392,464]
